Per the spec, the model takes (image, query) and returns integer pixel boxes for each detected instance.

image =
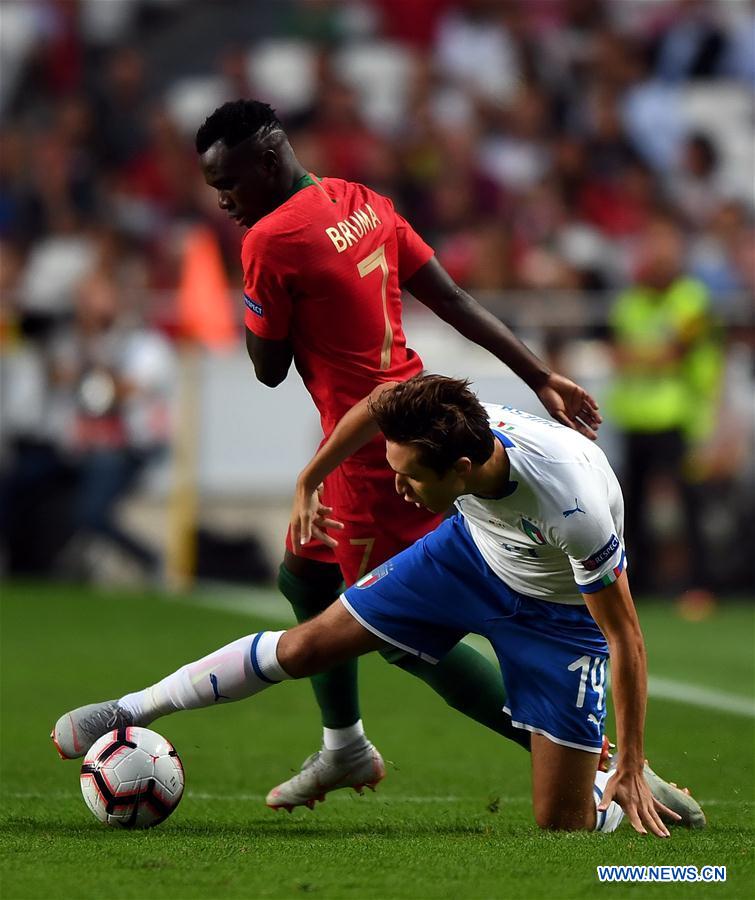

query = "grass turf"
[1,582,753,899]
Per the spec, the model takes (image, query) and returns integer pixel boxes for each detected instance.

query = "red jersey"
[241,176,432,448]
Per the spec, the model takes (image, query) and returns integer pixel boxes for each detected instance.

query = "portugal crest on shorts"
[521,518,546,545]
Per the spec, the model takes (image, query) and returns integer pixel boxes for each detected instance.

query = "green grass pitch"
[1,583,753,899]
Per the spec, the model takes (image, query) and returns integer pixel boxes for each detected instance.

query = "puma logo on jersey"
[326,203,382,252]
[563,498,586,517]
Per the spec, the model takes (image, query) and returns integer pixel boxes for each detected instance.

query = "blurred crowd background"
[0,0,753,600]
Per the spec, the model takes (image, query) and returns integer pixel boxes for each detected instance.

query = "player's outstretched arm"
[584,573,680,838]
[290,382,398,548]
[245,330,294,387]
[403,258,602,439]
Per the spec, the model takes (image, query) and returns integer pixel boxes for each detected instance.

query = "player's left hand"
[290,482,344,551]
[535,373,602,440]
[599,767,679,838]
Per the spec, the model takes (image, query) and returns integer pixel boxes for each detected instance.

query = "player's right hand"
[290,482,344,551]
[599,767,675,838]
[535,372,602,440]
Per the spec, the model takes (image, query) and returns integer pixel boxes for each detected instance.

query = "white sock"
[593,769,625,833]
[119,631,289,722]
[322,719,365,751]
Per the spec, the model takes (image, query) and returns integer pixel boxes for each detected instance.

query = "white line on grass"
[645,676,755,718]
[173,590,755,720]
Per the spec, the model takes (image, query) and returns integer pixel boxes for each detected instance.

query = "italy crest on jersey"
[521,518,546,545]
[356,561,395,589]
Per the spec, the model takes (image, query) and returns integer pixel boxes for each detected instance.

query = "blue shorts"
[342,514,609,753]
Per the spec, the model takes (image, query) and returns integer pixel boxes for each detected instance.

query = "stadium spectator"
[0,234,75,576]
[648,0,730,82]
[434,0,523,109]
[91,45,151,173]
[667,131,728,229]
[607,216,722,598]
[688,199,755,308]
[48,256,173,582]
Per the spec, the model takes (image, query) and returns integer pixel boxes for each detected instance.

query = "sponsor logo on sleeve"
[244,293,263,317]
[582,534,620,571]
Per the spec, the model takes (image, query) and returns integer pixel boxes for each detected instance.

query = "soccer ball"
[80,726,184,828]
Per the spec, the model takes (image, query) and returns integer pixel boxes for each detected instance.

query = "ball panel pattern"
[79,726,184,828]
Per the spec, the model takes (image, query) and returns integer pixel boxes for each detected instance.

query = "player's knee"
[276,623,332,678]
[533,799,591,832]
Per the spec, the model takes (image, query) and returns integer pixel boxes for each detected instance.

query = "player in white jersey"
[458,402,626,603]
[52,376,704,835]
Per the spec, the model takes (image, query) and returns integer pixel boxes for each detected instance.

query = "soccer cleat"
[605,749,706,829]
[598,735,615,773]
[642,762,706,829]
[266,736,386,812]
[51,701,136,760]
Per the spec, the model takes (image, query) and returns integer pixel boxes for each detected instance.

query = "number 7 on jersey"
[357,244,393,370]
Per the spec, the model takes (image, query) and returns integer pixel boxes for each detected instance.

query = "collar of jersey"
[472,429,518,500]
[286,172,319,199]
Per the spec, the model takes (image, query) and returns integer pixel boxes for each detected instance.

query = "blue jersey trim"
[491,428,515,448]
[489,429,518,496]
[577,550,626,594]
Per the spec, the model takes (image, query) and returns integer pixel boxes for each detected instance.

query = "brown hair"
[369,375,494,475]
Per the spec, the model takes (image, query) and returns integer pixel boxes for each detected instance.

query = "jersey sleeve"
[240,230,293,340]
[393,210,434,283]
[549,482,626,595]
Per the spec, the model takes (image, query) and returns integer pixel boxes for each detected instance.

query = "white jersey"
[456,405,626,605]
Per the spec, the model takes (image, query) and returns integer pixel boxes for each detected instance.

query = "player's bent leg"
[530,733,628,833]
[278,555,361,730]
[270,556,379,810]
[51,629,290,759]
[267,600,388,811]
[383,643,531,750]
[52,609,379,761]
[277,598,387,677]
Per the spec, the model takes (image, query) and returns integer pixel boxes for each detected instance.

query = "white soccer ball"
[80,726,184,828]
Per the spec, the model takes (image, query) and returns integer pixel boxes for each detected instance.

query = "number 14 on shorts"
[568,655,607,710]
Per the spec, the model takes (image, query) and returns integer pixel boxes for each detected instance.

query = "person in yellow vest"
[609,217,722,601]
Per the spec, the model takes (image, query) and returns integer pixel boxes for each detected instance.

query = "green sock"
[277,563,361,729]
[382,643,531,751]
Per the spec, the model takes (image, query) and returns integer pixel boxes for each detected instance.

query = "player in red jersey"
[196,100,602,810]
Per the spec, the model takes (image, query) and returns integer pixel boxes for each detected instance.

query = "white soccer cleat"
[605,748,706,829]
[51,701,136,760]
[642,762,706,829]
[266,737,386,812]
